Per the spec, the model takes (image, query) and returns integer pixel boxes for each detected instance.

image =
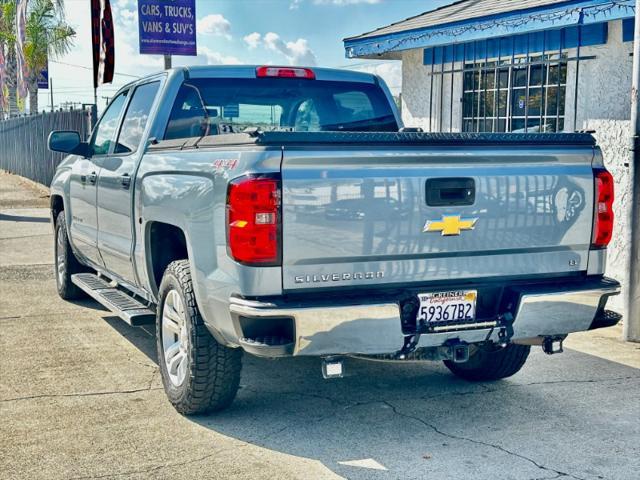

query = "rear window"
[164,78,397,140]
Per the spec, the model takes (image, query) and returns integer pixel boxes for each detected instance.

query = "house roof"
[343,0,634,59]
[345,0,576,41]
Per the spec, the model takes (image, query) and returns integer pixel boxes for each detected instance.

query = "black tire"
[157,260,242,415]
[54,211,86,300]
[444,343,530,381]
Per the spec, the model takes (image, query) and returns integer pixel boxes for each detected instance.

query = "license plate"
[416,290,477,324]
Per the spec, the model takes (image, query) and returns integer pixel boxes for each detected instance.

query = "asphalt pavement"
[1,170,639,480]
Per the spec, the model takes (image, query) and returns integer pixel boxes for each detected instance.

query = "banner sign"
[138,0,197,56]
[223,104,239,118]
[91,0,115,88]
[37,67,49,89]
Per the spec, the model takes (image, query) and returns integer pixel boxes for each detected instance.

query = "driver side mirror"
[48,131,89,157]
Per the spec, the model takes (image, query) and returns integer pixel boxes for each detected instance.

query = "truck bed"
[149,131,597,151]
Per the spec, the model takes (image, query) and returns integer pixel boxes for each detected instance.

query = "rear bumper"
[229,277,621,357]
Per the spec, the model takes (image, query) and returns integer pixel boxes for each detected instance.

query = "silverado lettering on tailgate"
[295,271,385,284]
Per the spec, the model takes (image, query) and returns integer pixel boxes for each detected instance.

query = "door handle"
[121,173,131,189]
[87,171,97,185]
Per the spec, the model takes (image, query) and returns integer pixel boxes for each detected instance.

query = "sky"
[40,0,452,111]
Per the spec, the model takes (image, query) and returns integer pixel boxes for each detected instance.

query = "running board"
[71,273,155,326]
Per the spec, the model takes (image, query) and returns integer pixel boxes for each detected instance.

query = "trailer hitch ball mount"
[321,356,345,379]
[542,336,565,355]
[451,343,470,363]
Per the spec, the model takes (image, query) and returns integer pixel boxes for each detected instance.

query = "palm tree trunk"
[28,79,38,114]
[0,43,4,120]
[6,48,19,117]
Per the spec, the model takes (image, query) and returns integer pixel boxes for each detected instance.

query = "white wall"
[565,20,634,128]
[401,49,462,132]
[587,120,633,316]
[399,20,634,320]
[567,20,634,318]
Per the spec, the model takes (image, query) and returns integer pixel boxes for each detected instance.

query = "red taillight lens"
[227,175,281,265]
[256,66,315,79]
[592,169,614,248]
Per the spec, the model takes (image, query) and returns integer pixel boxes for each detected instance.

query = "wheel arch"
[145,220,189,295]
[50,194,65,227]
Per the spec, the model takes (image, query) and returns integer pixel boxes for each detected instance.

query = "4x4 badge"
[423,215,478,236]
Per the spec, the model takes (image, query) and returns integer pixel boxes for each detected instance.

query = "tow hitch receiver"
[322,356,344,379]
[542,336,565,355]
[452,343,470,363]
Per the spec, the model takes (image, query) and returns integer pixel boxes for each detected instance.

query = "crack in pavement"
[243,375,639,410]
[146,367,159,390]
[66,443,254,479]
[0,312,90,321]
[382,400,587,480]
[1,386,164,403]
[418,375,640,401]
[0,233,52,240]
[65,452,219,480]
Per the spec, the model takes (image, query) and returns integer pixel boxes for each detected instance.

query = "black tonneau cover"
[148,131,596,151]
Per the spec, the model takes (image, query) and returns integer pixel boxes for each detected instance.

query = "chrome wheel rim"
[162,290,189,387]
[56,227,65,286]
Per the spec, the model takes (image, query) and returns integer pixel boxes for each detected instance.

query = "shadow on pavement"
[0,213,50,223]
[99,306,640,480]
[103,315,158,363]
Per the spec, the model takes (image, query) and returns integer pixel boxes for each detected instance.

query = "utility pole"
[49,78,54,113]
[164,54,172,70]
[626,0,640,342]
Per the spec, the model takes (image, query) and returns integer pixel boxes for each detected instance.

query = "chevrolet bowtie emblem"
[423,215,478,236]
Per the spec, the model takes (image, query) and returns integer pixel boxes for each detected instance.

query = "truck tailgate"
[280,142,595,291]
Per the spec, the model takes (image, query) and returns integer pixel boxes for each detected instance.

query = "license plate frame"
[416,290,478,327]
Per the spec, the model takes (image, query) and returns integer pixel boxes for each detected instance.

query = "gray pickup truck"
[48,65,621,414]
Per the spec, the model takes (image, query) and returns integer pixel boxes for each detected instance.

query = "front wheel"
[54,211,86,300]
[157,260,242,415]
[444,343,530,381]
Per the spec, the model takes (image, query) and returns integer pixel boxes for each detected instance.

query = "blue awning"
[623,17,634,41]
[424,23,608,65]
[344,0,635,59]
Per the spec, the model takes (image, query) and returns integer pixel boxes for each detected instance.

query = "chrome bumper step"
[71,273,155,326]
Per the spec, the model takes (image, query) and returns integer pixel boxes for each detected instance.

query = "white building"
[344,0,636,317]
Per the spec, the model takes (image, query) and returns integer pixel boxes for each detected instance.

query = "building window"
[462,54,567,133]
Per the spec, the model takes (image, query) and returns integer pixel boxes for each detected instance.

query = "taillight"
[592,169,614,248]
[226,175,281,265]
[256,66,315,79]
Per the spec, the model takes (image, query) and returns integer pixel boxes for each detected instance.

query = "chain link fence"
[0,108,95,186]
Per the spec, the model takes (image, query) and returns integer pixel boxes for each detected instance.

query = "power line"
[50,60,140,79]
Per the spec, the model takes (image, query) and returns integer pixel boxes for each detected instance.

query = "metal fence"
[0,108,95,186]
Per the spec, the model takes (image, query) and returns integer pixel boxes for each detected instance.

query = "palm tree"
[24,0,75,113]
[0,0,19,118]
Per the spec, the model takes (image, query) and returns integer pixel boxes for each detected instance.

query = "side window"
[115,81,160,154]
[333,91,375,122]
[90,91,128,156]
[164,84,208,140]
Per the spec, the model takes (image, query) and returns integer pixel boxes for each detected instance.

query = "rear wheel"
[54,211,86,300]
[444,343,530,381]
[157,260,242,415]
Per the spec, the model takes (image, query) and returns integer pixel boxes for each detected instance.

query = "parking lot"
[1,171,639,480]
